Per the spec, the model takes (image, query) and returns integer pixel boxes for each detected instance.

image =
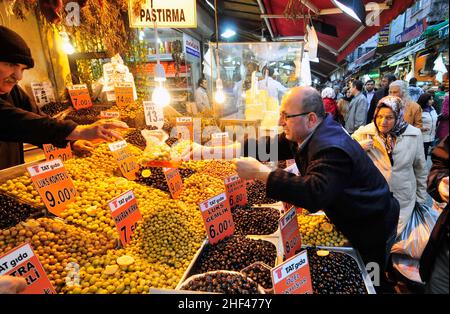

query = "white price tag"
[143,101,164,129]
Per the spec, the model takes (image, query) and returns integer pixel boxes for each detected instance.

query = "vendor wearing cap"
[0,26,128,170]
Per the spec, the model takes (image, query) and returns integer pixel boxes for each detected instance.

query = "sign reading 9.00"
[27,159,77,216]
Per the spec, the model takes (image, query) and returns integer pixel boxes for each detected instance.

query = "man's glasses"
[280,112,312,120]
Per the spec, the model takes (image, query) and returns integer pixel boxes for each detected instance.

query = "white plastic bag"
[391,203,440,259]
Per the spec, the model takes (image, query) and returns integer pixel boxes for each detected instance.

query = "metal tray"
[309,246,376,294]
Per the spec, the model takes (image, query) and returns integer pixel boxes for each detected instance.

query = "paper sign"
[108,190,142,246]
[0,243,56,294]
[27,159,77,216]
[199,192,235,244]
[282,202,293,213]
[224,174,247,209]
[271,250,313,294]
[212,132,229,147]
[163,167,183,199]
[100,111,121,119]
[115,82,134,107]
[68,84,93,110]
[42,143,73,162]
[31,82,56,106]
[176,117,194,141]
[108,140,139,181]
[143,101,164,129]
[279,206,302,259]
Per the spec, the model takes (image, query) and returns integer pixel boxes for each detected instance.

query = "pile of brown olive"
[241,263,273,290]
[181,272,261,294]
[247,180,277,206]
[232,206,279,235]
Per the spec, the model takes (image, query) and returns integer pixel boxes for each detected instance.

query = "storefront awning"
[407,19,449,47]
[261,0,415,62]
[387,40,426,65]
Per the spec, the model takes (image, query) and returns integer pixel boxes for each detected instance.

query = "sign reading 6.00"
[199,192,235,244]
[27,159,77,216]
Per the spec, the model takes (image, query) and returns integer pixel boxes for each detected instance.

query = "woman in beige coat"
[352,96,428,235]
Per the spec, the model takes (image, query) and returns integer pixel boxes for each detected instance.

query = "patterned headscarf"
[373,96,409,156]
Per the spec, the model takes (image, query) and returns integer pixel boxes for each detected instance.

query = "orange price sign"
[163,167,183,199]
[100,111,120,119]
[27,159,77,216]
[199,192,235,245]
[176,117,194,141]
[115,82,134,107]
[224,174,247,209]
[0,243,56,294]
[279,206,302,259]
[271,250,313,294]
[68,84,93,110]
[108,190,142,247]
[42,143,73,162]
[108,140,139,181]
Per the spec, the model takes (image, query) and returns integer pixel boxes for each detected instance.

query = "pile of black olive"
[181,272,260,294]
[135,167,170,193]
[191,236,277,276]
[306,247,367,294]
[64,107,101,125]
[40,102,70,117]
[232,206,279,235]
[178,168,196,180]
[0,193,41,229]
[241,263,273,290]
[125,126,159,150]
[247,180,277,206]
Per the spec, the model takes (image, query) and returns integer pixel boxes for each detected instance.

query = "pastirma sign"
[129,0,197,28]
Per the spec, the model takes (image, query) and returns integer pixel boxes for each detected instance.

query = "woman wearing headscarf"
[352,96,428,235]
[418,93,438,160]
[321,87,338,120]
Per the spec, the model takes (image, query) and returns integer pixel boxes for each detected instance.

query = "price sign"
[163,167,183,199]
[143,101,164,129]
[176,117,194,141]
[115,82,134,107]
[224,174,247,209]
[42,143,73,162]
[279,206,302,259]
[282,202,293,214]
[0,243,56,294]
[108,140,139,181]
[27,159,77,216]
[108,190,142,246]
[68,84,93,110]
[199,192,235,244]
[211,132,229,147]
[271,250,313,294]
[100,111,120,119]
[31,82,56,106]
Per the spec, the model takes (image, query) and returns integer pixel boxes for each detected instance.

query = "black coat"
[246,114,400,266]
[0,85,77,169]
[366,87,388,124]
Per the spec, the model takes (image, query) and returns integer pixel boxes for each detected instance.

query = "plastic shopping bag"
[391,202,440,259]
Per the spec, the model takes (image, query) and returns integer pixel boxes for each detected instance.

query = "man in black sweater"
[0,26,127,169]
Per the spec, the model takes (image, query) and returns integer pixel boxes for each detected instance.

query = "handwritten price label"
[279,206,302,259]
[271,250,313,294]
[211,132,229,147]
[0,243,56,294]
[163,168,183,199]
[108,190,142,247]
[100,111,120,119]
[176,117,194,141]
[224,174,247,209]
[143,101,164,129]
[108,140,139,181]
[43,143,72,162]
[199,192,235,244]
[115,82,134,107]
[27,159,77,216]
[68,84,93,110]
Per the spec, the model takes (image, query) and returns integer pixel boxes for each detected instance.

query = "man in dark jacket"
[0,26,127,169]
[420,136,448,294]
[366,74,396,124]
[235,86,400,269]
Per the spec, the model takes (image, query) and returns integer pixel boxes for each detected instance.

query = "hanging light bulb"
[152,63,170,107]
[214,78,225,104]
[60,32,75,55]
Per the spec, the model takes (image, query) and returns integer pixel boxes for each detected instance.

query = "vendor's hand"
[72,140,94,154]
[67,120,128,142]
[438,176,449,203]
[359,139,374,151]
[233,157,271,182]
[0,276,27,294]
